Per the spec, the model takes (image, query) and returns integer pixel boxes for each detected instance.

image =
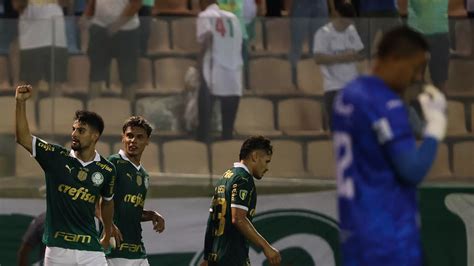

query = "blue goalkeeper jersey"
[332,76,423,266]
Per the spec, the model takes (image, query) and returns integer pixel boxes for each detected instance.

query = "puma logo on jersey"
[65,165,75,173]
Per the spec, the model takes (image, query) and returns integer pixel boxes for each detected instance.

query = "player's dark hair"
[377,26,429,59]
[74,110,104,135]
[122,116,153,137]
[239,136,273,160]
[336,2,356,18]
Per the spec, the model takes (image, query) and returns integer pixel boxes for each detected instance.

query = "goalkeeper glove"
[418,84,447,141]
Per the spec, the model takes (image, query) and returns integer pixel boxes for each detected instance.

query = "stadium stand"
[0,96,37,133]
[277,98,325,136]
[38,97,84,135]
[264,140,306,178]
[211,140,242,175]
[307,140,336,179]
[154,58,196,93]
[234,97,281,136]
[249,58,295,94]
[453,141,474,178]
[162,140,209,175]
[447,100,469,136]
[87,97,131,136]
[297,58,324,95]
[66,55,90,95]
[113,141,161,173]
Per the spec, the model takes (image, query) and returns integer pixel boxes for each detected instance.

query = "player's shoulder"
[107,153,122,164]
[232,167,253,182]
[95,156,116,174]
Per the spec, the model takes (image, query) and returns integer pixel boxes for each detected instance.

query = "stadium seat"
[211,140,242,175]
[278,98,325,136]
[154,0,190,14]
[147,18,171,55]
[64,141,111,158]
[265,140,306,178]
[446,59,474,96]
[87,97,131,136]
[39,97,84,134]
[249,58,295,94]
[162,140,209,175]
[234,97,281,136]
[297,59,324,95]
[154,58,196,93]
[171,18,200,53]
[66,55,90,94]
[453,141,474,178]
[471,104,474,133]
[307,140,336,179]
[136,58,155,92]
[447,100,468,136]
[15,145,42,178]
[249,19,264,52]
[113,141,161,173]
[426,143,452,180]
[0,56,11,91]
[0,96,37,133]
[265,18,292,53]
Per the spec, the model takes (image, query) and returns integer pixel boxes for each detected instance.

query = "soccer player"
[106,116,165,266]
[332,26,447,266]
[15,84,117,265]
[200,136,281,266]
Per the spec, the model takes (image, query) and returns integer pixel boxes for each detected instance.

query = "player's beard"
[71,141,82,151]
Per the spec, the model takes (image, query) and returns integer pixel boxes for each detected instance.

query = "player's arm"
[389,85,447,185]
[232,208,281,266]
[108,0,142,35]
[99,198,115,248]
[17,243,33,266]
[314,50,364,65]
[141,209,165,233]
[201,215,213,264]
[15,85,33,153]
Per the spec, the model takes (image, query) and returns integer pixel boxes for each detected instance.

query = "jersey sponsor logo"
[91,172,104,186]
[239,190,248,201]
[95,162,113,172]
[77,169,87,182]
[54,231,92,244]
[118,242,144,253]
[38,141,55,152]
[124,193,145,208]
[58,184,96,203]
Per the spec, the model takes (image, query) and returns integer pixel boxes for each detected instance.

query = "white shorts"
[204,64,243,96]
[107,258,150,266]
[44,246,107,266]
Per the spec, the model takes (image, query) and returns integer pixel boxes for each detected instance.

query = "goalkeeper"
[331,26,447,266]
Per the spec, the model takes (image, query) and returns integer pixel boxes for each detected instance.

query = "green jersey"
[204,163,257,266]
[107,150,150,259]
[32,137,116,252]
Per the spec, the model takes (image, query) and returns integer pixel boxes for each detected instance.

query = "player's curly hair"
[74,110,104,135]
[239,136,273,160]
[122,116,153,137]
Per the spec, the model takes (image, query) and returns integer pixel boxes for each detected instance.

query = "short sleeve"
[100,165,116,201]
[197,14,212,43]
[313,28,328,54]
[32,136,66,171]
[347,25,364,52]
[230,176,254,211]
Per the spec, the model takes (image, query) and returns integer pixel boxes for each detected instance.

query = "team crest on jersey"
[144,176,149,189]
[77,170,87,181]
[136,175,142,186]
[91,172,104,186]
[239,190,248,201]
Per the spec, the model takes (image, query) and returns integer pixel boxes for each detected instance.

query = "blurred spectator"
[314,2,363,127]
[196,0,243,142]
[15,0,68,97]
[467,0,474,56]
[82,0,141,99]
[17,212,46,266]
[408,0,449,91]
[349,0,400,56]
[61,0,82,54]
[289,0,330,86]
[138,0,155,56]
[218,0,247,39]
[0,0,19,89]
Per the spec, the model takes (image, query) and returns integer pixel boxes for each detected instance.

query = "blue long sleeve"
[391,137,438,185]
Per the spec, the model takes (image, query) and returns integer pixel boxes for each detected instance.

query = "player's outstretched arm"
[141,209,165,233]
[15,85,33,153]
[231,207,281,266]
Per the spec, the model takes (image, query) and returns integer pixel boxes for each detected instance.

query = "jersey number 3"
[211,197,227,236]
[334,132,355,199]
